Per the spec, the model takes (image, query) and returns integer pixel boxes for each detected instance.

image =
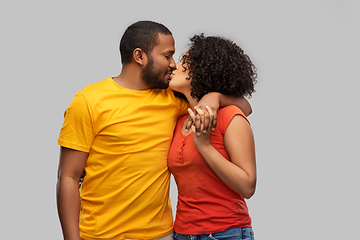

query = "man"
[57,21,251,240]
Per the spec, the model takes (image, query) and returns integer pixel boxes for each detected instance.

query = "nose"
[170,57,176,69]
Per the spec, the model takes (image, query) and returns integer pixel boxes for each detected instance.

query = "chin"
[158,80,170,89]
[168,82,176,91]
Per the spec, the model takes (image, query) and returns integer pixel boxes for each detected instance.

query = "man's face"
[141,34,176,89]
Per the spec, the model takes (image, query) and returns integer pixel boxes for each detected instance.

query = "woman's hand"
[185,93,219,134]
[188,111,257,199]
[188,106,213,149]
[184,92,253,134]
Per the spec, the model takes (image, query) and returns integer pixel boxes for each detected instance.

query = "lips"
[166,71,174,80]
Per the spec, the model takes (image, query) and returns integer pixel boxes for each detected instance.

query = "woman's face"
[169,58,191,94]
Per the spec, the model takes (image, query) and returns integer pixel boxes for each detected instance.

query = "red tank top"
[168,106,252,235]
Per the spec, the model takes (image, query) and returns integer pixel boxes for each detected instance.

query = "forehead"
[152,33,175,54]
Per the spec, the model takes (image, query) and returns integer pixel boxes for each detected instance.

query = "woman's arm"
[190,107,257,199]
[218,94,252,116]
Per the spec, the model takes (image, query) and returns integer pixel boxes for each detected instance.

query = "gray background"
[1,1,359,239]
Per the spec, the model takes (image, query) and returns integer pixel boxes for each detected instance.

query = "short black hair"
[182,34,257,100]
[120,21,172,64]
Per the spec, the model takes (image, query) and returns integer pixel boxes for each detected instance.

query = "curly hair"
[181,34,257,100]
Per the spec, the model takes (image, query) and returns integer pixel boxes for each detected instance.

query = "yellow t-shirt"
[58,78,188,240]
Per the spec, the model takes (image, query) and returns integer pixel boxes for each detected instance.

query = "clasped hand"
[185,92,219,136]
[185,106,216,135]
[186,106,214,149]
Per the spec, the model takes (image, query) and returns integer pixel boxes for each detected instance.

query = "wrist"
[195,141,212,153]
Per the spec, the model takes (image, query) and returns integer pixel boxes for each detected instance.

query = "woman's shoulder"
[217,106,250,131]
[218,105,247,119]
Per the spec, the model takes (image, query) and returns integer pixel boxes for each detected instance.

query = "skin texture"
[56,147,88,240]
[113,33,176,91]
[188,107,256,198]
[56,34,179,240]
[182,34,257,100]
[172,48,253,134]
[169,34,257,199]
[57,25,253,239]
[172,87,257,199]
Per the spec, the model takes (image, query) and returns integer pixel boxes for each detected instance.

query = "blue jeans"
[173,227,254,240]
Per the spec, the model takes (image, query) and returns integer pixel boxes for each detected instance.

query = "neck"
[113,65,148,91]
[182,91,198,110]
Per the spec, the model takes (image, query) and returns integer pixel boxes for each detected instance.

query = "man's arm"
[218,94,252,116]
[56,147,88,240]
[187,93,252,134]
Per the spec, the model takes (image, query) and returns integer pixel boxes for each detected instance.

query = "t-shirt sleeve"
[169,89,189,117]
[218,105,250,136]
[178,97,189,116]
[58,93,94,153]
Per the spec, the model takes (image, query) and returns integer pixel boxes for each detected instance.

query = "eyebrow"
[160,47,175,56]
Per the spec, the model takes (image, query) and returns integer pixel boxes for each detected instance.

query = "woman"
[168,34,257,240]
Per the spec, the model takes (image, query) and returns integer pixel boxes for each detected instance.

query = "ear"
[133,48,147,66]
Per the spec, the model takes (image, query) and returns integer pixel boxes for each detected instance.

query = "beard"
[141,56,169,89]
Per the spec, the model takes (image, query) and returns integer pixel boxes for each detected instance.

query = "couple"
[57,21,257,240]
